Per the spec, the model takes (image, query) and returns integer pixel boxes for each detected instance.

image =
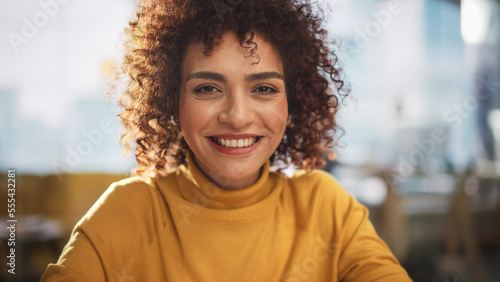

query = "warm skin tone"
[179,31,288,190]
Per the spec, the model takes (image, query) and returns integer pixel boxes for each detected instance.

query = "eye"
[253,85,278,94]
[194,85,219,93]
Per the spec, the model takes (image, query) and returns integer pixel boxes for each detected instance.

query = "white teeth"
[215,137,259,148]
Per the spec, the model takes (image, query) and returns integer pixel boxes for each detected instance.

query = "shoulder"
[282,169,365,234]
[287,169,353,208]
[75,176,167,253]
[80,176,157,224]
[46,175,175,280]
[103,176,157,203]
[288,169,339,188]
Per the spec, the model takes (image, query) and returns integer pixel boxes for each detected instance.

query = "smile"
[206,135,263,155]
[210,137,261,148]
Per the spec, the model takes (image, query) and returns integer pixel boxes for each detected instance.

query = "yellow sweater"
[42,155,411,281]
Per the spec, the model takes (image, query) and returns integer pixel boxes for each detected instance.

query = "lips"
[210,137,261,148]
[206,134,263,155]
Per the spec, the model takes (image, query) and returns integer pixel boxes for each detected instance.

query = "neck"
[192,156,262,190]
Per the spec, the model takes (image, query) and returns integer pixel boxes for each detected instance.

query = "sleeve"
[332,179,412,282]
[41,177,159,281]
[41,229,105,281]
[292,170,412,281]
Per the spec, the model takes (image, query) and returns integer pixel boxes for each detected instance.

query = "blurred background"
[0,0,499,281]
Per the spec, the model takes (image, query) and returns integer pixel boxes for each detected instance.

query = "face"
[179,31,288,190]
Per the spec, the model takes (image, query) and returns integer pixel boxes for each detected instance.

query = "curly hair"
[113,0,349,177]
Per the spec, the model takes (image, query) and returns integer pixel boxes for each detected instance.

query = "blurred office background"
[0,0,499,281]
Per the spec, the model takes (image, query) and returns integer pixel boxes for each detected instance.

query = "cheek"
[264,100,288,135]
[179,98,213,136]
[179,99,197,135]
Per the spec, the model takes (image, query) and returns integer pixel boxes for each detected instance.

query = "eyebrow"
[185,71,226,82]
[185,71,284,83]
[247,72,284,81]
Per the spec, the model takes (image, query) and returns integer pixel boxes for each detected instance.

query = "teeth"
[214,137,259,148]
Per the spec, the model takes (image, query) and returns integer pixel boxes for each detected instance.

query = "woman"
[42,0,412,281]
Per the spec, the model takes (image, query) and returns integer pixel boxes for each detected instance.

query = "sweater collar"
[176,153,274,209]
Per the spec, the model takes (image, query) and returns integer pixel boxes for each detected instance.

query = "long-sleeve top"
[42,154,412,281]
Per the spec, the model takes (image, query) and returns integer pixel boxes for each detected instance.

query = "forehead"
[181,32,284,77]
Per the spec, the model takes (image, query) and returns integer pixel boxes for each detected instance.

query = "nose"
[218,90,255,128]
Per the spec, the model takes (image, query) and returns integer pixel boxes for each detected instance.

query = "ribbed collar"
[158,153,283,221]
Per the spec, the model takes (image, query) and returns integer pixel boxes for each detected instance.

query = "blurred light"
[358,177,387,206]
[488,109,500,159]
[461,0,491,44]
[488,109,500,138]
[464,177,479,196]
[18,89,70,129]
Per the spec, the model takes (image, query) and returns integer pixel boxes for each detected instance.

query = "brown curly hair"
[113,0,349,177]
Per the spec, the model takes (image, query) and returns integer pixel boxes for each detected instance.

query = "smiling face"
[179,32,288,190]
